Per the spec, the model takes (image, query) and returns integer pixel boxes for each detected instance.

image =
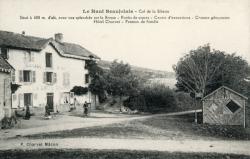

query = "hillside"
[98,60,175,79]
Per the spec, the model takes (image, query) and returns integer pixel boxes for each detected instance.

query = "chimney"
[22,31,25,35]
[54,33,63,43]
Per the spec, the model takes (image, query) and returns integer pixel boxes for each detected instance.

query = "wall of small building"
[0,72,12,120]
[203,88,245,126]
[7,44,90,113]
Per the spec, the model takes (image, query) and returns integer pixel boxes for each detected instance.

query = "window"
[63,72,70,86]
[85,74,89,84]
[25,51,34,62]
[226,100,241,113]
[11,71,15,82]
[46,72,53,83]
[44,72,56,84]
[0,47,9,59]
[45,53,52,67]
[23,70,31,82]
[19,70,36,83]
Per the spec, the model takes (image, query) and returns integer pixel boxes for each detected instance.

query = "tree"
[106,60,140,106]
[173,44,250,98]
[70,86,88,96]
[86,60,107,104]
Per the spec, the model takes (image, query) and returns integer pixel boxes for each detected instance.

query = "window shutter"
[19,94,24,107]
[32,71,36,82]
[24,52,27,62]
[43,72,47,83]
[63,73,65,86]
[11,71,15,82]
[53,73,57,84]
[31,52,35,62]
[67,73,70,86]
[19,70,23,82]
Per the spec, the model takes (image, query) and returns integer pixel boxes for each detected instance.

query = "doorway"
[24,93,32,107]
[47,93,54,112]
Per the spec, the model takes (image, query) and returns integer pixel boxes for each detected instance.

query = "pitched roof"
[0,31,49,51]
[0,30,100,59]
[203,86,248,100]
[51,41,100,59]
[0,56,14,73]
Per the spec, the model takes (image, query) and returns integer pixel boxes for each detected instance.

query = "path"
[0,138,249,156]
[0,110,201,139]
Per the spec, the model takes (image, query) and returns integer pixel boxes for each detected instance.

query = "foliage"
[174,92,196,111]
[70,86,88,96]
[124,84,177,113]
[106,60,141,98]
[86,60,107,102]
[1,116,18,129]
[173,44,250,97]
[11,83,21,94]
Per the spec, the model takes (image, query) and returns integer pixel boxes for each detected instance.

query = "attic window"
[226,100,240,113]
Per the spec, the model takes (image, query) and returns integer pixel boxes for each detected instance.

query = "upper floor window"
[25,51,34,62]
[44,72,57,84]
[45,53,52,68]
[23,70,31,82]
[19,70,36,83]
[63,72,70,86]
[0,47,9,59]
[46,72,53,83]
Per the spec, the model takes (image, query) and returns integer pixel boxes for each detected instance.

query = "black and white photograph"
[0,0,250,158]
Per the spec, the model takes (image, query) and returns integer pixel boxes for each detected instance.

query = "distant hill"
[98,60,176,81]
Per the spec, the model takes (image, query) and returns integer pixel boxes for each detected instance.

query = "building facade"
[0,56,14,120]
[202,86,248,127]
[0,31,100,113]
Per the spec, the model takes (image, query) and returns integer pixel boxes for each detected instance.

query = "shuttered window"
[44,72,57,84]
[23,70,31,82]
[19,70,36,83]
[63,72,70,86]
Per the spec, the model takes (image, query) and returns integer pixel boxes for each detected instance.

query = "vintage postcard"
[0,0,249,158]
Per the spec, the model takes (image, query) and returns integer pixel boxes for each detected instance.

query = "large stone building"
[0,56,14,120]
[0,30,100,113]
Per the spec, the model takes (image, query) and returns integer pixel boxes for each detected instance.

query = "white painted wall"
[7,43,90,112]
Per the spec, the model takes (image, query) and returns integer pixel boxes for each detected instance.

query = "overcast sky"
[0,0,249,71]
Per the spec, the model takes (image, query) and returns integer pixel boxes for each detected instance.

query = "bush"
[174,92,196,111]
[124,84,177,113]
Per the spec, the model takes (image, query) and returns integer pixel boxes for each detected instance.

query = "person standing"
[83,101,88,117]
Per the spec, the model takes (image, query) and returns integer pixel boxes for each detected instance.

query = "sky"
[0,0,249,72]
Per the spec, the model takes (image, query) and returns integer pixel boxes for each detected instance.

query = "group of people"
[68,100,90,117]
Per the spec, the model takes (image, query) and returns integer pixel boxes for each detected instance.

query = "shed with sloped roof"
[202,86,248,127]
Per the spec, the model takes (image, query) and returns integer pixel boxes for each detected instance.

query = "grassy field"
[0,149,249,159]
[26,114,250,140]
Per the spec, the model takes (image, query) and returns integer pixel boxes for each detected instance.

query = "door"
[24,93,32,107]
[47,93,54,112]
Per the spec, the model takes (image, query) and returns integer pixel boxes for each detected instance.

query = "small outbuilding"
[202,86,248,127]
[0,56,14,121]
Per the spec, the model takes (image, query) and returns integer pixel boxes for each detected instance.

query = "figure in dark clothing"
[83,101,88,117]
[45,104,50,116]
[24,105,31,120]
